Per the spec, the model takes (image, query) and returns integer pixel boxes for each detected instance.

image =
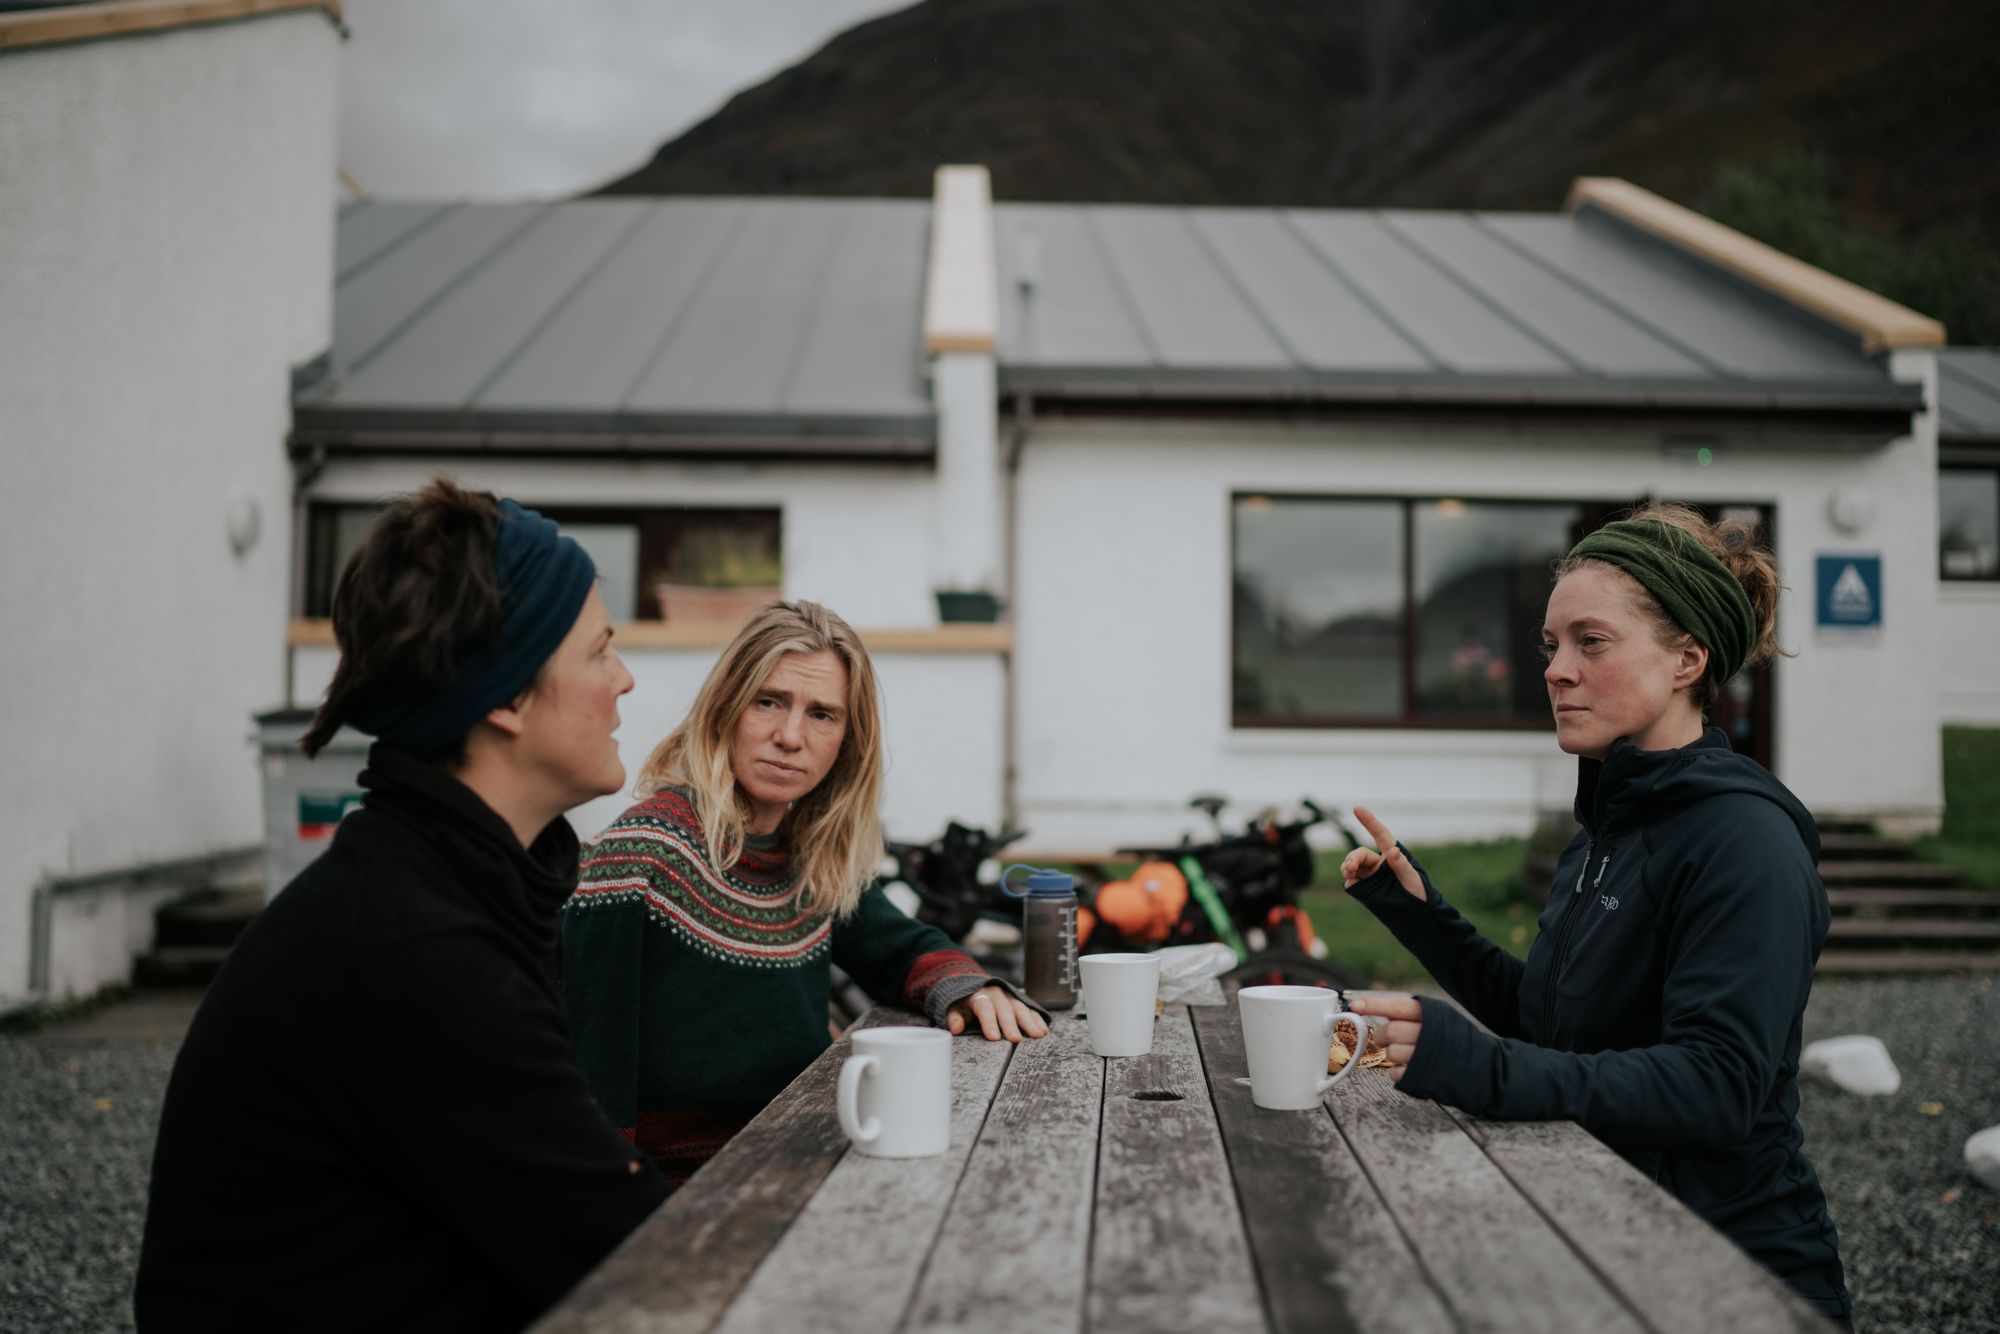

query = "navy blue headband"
[346,498,596,758]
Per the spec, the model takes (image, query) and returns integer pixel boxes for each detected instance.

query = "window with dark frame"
[1231,494,1643,730]
[303,503,783,621]
[1939,467,2000,580]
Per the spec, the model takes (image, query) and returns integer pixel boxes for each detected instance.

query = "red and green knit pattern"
[560,788,982,1185]
[566,790,830,968]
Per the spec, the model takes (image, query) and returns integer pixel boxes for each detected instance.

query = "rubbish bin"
[254,707,368,902]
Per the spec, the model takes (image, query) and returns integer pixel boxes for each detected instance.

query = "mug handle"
[837,1053,881,1145]
[1317,1010,1370,1094]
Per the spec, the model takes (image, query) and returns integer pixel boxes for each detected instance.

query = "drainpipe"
[288,441,328,709]
[1001,390,1033,831]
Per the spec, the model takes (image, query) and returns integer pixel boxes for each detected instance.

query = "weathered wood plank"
[1090,1007,1267,1334]
[711,1028,1015,1334]
[1447,1112,1835,1334]
[531,1009,912,1334]
[1326,1065,1646,1334]
[900,1010,1104,1334]
[1190,1006,1454,1334]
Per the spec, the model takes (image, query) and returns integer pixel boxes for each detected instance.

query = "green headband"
[1565,519,1756,683]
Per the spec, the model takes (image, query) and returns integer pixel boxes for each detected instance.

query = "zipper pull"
[1573,839,1595,894]
[1594,851,1612,887]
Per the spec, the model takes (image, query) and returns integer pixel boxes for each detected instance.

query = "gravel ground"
[1,977,1995,1334]
[1,1021,179,1334]
[1800,973,2000,1334]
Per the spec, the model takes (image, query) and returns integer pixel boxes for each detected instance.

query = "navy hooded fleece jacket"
[1347,729,1849,1321]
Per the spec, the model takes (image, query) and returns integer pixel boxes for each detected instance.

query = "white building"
[291,170,1954,858]
[0,0,343,1007]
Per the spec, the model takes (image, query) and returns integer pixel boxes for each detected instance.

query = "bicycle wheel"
[1220,950,1366,995]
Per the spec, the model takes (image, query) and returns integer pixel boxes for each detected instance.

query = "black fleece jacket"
[1347,729,1849,1320]
[135,747,667,1333]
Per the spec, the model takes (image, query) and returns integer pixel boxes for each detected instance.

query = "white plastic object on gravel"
[1800,1034,1902,1095]
[1966,1125,2000,1192]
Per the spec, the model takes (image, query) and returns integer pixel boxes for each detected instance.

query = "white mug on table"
[837,1027,952,1158]
[1079,953,1161,1057]
[1237,985,1370,1110]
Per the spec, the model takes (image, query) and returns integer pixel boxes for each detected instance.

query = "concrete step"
[1817,949,2000,974]
[1816,831,1917,860]
[1825,918,2000,941]
[1817,861,1965,887]
[154,888,263,950]
[132,946,231,989]
[1826,888,2000,913]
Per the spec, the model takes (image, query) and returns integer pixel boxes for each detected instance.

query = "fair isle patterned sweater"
[559,788,990,1188]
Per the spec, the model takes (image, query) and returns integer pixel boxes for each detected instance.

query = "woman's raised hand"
[1340,806,1428,902]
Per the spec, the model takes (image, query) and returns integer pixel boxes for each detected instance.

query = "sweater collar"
[357,744,580,950]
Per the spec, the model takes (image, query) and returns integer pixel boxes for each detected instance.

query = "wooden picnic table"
[535,1004,1833,1334]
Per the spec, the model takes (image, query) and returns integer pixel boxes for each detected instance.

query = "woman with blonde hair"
[1339,504,1851,1326]
[561,599,1045,1187]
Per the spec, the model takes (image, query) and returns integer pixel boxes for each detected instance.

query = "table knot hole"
[1130,1090,1184,1102]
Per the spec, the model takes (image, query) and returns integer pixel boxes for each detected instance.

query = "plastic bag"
[1154,942,1239,1007]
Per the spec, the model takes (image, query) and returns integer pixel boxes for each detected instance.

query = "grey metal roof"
[297,194,1921,457]
[992,200,1918,416]
[1939,350,2000,442]
[299,197,936,455]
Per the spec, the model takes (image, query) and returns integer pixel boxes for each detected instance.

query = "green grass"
[1300,838,1539,989]
[1915,726,2000,891]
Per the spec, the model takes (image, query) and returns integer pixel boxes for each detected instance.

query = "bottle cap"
[1000,864,1075,899]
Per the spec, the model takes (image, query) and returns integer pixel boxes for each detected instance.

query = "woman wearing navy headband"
[1340,504,1851,1326]
[137,479,666,1334]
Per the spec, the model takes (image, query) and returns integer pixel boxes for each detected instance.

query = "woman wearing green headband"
[1338,504,1851,1326]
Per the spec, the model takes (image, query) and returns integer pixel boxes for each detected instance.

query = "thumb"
[1384,845,1426,902]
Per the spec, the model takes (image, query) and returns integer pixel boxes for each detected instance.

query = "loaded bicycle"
[836,796,1364,1028]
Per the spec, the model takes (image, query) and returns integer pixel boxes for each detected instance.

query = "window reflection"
[1413,502,1578,718]
[1940,469,2000,579]
[1233,497,1402,719]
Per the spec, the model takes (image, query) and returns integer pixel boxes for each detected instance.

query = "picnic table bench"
[534,1003,1833,1333]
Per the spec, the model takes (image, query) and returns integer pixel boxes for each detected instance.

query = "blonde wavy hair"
[635,600,885,919]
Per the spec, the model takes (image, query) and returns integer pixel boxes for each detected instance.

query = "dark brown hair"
[300,478,504,761]
[1555,502,1790,714]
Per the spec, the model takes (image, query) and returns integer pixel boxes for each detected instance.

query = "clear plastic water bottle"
[1000,864,1078,1010]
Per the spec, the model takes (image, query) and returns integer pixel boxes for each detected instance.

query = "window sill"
[286,619,1012,654]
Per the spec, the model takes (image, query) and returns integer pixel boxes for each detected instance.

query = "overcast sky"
[338,0,910,201]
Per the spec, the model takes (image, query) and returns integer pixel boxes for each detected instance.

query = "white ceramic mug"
[836,1027,952,1158]
[1237,985,1370,1110]
[1079,953,1162,1058]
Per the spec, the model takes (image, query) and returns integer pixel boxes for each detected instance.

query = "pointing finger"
[1352,806,1398,855]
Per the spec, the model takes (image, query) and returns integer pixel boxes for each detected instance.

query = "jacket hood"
[1574,728,1819,860]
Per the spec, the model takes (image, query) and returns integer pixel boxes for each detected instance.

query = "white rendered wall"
[1010,415,1943,852]
[0,14,340,1000]
[1936,583,2000,726]
[291,646,1005,851]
